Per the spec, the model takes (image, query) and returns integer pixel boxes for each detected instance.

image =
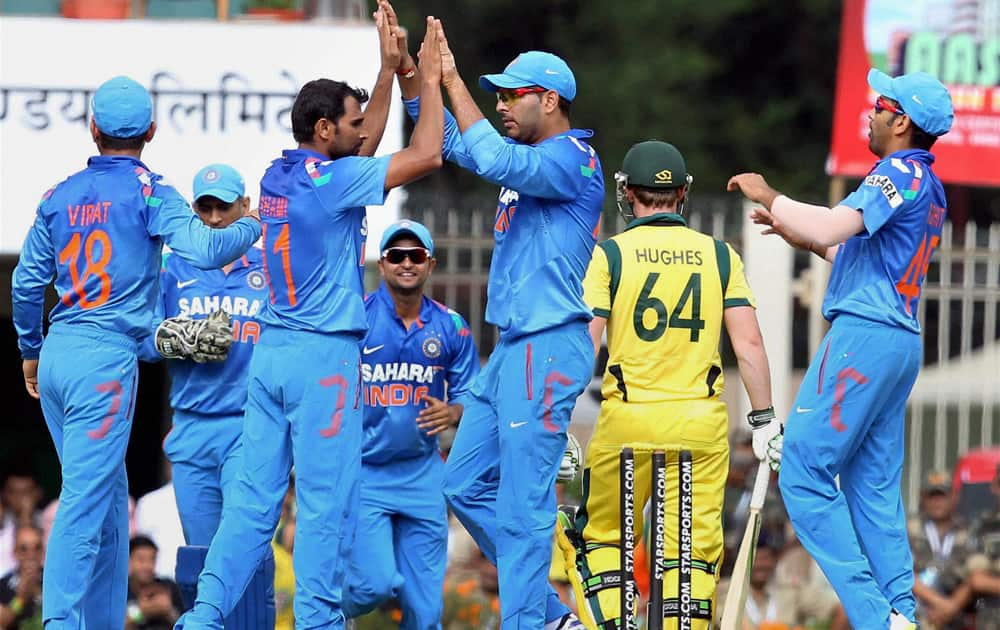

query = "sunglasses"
[382,247,430,264]
[875,95,905,116]
[496,86,547,104]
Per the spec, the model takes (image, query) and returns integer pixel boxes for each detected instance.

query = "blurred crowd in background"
[2,433,999,630]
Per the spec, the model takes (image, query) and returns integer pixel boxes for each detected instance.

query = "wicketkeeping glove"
[155,309,234,363]
[747,406,783,472]
[557,433,582,483]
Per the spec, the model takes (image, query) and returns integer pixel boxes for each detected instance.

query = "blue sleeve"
[402,97,479,171]
[445,311,480,407]
[460,120,594,200]
[12,209,56,360]
[840,161,912,237]
[138,255,170,363]
[315,156,391,212]
[146,184,261,269]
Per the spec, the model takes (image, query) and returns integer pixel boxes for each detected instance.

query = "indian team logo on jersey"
[422,336,442,359]
[247,270,266,290]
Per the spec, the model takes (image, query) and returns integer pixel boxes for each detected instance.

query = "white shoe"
[545,612,586,630]
[889,609,916,630]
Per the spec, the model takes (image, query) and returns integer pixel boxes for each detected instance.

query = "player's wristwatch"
[747,406,776,428]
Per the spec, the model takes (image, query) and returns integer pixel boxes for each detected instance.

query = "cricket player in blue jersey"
[177,12,446,630]
[396,24,602,630]
[727,69,954,630]
[11,76,261,630]
[342,219,479,629]
[150,163,275,627]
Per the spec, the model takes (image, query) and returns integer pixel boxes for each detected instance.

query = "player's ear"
[315,117,333,142]
[428,257,437,274]
[145,121,157,143]
[90,119,101,145]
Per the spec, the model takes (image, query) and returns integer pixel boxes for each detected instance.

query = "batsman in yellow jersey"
[557,141,779,630]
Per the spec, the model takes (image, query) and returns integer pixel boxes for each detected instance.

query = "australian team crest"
[422,336,442,359]
[247,270,266,290]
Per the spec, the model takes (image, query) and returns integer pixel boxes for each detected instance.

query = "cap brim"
[479,73,533,93]
[194,189,241,204]
[867,68,897,100]
[380,228,433,253]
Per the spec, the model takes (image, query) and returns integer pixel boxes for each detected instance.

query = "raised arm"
[357,0,404,157]
[728,173,862,251]
[383,17,445,191]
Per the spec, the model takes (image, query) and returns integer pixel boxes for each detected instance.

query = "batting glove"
[155,309,234,363]
[557,433,582,483]
[747,407,783,471]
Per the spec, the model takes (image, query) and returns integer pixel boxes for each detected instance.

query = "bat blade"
[719,461,771,630]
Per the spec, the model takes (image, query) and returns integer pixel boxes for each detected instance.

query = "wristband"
[747,406,776,428]
[9,596,24,615]
[396,66,416,79]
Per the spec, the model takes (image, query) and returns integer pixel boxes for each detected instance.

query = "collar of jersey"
[375,282,436,323]
[625,212,687,231]
[283,147,331,162]
[880,148,935,166]
[88,155,148,169]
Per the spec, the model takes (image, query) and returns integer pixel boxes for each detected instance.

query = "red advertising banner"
[828,0,1000,187]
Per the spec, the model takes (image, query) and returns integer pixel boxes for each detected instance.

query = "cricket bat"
[719,460,772,630]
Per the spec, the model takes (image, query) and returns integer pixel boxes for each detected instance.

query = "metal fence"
[903,221,1000,508]
[399,194,745,357]
[392,196,1000,511]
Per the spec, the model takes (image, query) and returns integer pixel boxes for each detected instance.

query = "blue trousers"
[164,411,243,546]
[38,326,139,630]
[779,316,921,630]
[166,410,275,628]
[176,329,362,630]
[443,322,593,630]
[343,454,447,630]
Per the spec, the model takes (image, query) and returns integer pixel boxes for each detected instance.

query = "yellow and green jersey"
[582,213,755,404]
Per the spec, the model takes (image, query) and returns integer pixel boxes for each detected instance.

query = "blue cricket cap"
[91,76,153,138]
[867,69,954,137]
[192,164,245,204]
[380,219,434,255]
[479,51,577,102]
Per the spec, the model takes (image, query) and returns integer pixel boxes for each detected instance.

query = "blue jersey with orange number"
[256,149,390,335]
[824,148,947,334]
[403,99,604,339]
[158,247,268,415]
[360,284,480,464]
[12,155,262,359]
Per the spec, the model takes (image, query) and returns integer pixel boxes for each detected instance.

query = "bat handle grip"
[749,460,771,510]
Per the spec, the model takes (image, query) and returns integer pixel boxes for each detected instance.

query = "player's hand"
[727,173,780,208]
[416,394,456,436]
[750,206,813,251]
[557,433,582,483]
[435,19,459,88]
[417,17,442,84]
[22,359,39,399]
[747,407,782,472]
[379,0,413,73]
[155,309,233,363]
[374,1,402,73]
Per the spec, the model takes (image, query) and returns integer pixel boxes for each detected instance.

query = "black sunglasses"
[382,247,430,264]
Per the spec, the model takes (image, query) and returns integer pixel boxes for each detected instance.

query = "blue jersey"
[158,247,268,415]
[824,149,947,334]
[12,155,261,359]
[404,99,604,338]
[256,149,390,336]
[361,284,479,464]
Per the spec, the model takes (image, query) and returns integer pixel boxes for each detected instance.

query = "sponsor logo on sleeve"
[864,174,903,208]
